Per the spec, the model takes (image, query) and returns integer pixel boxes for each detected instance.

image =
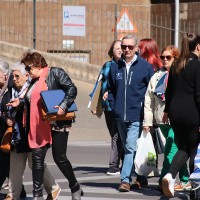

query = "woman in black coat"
[162,33,200,198]
[0,60,12,190]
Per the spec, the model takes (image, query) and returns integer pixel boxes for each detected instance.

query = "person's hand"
[54,106,65,115]
[162,112,168,124]
[6,118,14,127]
[143,126,150,133]
[103,91,108,101]
[6,98,20,107]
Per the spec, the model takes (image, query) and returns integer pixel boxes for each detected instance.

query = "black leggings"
[32,145,48,197]
[169,123,200,179]
[51,130,79,193]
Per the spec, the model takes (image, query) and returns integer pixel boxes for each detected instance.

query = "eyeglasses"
[121,45,135,50]
[13,74,21,80]
[160,55,173,61]
[25,64,33,72]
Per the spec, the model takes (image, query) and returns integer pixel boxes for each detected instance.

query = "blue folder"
[40,89,77,114]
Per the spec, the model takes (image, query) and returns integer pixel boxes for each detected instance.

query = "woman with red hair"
[139,38,163,177]
[139,38,163,71]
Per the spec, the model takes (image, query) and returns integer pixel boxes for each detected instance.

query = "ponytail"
[173,33,200,74]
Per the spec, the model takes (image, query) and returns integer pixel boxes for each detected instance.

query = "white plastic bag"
[134,131,157,176]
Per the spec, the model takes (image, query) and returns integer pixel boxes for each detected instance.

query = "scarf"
[10,80,30,144]
[154,71,169,102]
[28,67,52,148]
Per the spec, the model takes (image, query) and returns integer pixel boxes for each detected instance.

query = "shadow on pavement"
[80,182,119,190]
[74,166,108,174]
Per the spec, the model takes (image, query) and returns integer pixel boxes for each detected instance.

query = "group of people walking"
[0,52,83,200]
[96,33,200,198]
[0,32,200,200]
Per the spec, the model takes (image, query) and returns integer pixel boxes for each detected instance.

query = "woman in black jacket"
[9,51,83,200]
[0,60,11,191]
[162,33,200,198]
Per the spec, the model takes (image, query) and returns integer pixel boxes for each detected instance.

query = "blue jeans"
[117,120,141,183]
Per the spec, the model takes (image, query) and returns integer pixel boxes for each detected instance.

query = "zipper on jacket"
[124,68,127,121]
[129,71,133,85]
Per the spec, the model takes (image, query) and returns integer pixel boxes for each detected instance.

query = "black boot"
[32,147,47,200]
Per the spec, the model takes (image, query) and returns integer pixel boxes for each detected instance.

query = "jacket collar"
[119,54,139,67]
[190,53,199,60]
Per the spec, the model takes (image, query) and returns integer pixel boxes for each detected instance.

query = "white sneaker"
[1,182,9,190]
[162,173,175,197]
[106,168,120,176]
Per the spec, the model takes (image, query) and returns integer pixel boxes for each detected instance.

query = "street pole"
[175,0,179,47]
[33,0,36,49]
[114,4,117,40]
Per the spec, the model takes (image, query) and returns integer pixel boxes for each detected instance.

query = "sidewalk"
[68,79,110,143]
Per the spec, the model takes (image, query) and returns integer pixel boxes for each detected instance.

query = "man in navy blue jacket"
[109,34,154,192]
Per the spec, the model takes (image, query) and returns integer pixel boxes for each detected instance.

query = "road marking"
[68,141,110,146]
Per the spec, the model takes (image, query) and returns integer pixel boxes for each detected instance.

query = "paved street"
[0,79,191,200]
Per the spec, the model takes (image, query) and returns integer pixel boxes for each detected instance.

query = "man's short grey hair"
[11,61,27,75]
[0,60,9,75]
[122,34,138,45]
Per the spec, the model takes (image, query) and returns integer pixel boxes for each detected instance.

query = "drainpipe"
[175,0,179,47]
[33,0,36,49]
[114,4,117,40]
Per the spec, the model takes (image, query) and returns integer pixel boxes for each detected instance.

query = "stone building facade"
[0,0,199,66]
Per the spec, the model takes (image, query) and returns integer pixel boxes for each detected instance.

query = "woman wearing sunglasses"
[8,51,83,200]
[143,45,190,192]
[138,38,162,177]
[162,33,200,197]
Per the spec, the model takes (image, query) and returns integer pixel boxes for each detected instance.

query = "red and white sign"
[116,8,138,33]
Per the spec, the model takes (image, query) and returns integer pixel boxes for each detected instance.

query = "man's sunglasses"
[160,55,173,61]
[25,64,33,72]
[121,45,135,50]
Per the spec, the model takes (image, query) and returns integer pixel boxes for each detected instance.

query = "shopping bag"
[134,131,157,176]
[88,75,103,118]
[155,127,166,154]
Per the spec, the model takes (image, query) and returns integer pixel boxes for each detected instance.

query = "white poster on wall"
[63,6,86,36]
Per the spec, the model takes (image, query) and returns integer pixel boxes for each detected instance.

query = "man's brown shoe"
[119,182,130,192]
